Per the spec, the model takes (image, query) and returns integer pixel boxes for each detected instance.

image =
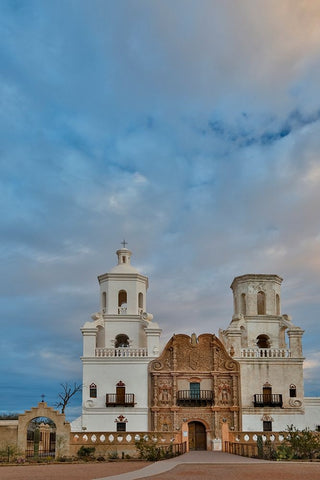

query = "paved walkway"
[93,451,269,480]
[1,454,319,480]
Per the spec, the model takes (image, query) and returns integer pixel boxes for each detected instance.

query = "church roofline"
[230,274,283,290]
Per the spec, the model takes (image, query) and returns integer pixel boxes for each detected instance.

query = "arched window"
[118,290,127,306]
[118,290,127,313]
[102,291,106,310]
[115,334,129,348]
[257,291,266,314]
[138,292,143,311]
[241,293,246,315]
[276,294,280,315]
[289,384,296,398]
[257,334,270,349]
[90,383,97,398]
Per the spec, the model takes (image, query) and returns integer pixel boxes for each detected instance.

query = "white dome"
[109,263,139,274]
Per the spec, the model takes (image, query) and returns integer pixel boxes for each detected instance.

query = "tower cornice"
[230,274,283,290]
[98,272,148,288]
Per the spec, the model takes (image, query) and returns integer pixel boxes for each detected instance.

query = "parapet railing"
[105,393,135,407]
[241,348,291,358]
[253,393,283,408]
[70,431,180,446]
[224,431,284,457]
[95,348,148,357]
[177,390,214,406]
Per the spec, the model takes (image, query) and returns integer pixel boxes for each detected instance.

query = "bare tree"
[55,382,82,414]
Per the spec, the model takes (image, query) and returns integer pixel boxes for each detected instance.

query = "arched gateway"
[18,402,70,458]
[149,333,241,450]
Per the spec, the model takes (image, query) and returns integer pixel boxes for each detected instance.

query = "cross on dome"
[121,239,128,248]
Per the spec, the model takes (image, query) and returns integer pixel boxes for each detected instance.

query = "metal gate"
[26,424,56,458]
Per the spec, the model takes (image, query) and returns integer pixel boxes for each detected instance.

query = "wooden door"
[188,422,206,450]
[116,386,125,405]
[263,386,272,406]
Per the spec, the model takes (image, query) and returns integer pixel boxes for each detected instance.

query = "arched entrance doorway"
[18,402,70,459]
[26,417,56,458]
[188,421,206,450]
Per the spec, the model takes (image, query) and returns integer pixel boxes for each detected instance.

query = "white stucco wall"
[304,398,320,430]
[103,317,147,348]
[81,358,150,431]
[239,360,304,408]
[242,398,320,432]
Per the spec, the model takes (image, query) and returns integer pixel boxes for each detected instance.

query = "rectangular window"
[116,422,126,432]
[315,425,320,432]
[289,387,296,398]
[263,421,272,432]
[90,384,97,398]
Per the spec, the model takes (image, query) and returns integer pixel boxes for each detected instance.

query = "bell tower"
[220,274,305,432]
[97,245,150,351]
[80,243,161,432]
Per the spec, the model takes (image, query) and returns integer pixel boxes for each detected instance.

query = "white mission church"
[71,245,320,442]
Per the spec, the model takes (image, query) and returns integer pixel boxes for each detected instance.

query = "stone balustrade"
[241,348,291,358]
[230,431,285,444]
[70,431,178,446]
[224,430,285,457]
[69,430,182,457]
[95,347,148,357]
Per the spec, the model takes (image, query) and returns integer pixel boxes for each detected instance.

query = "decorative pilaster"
[287,327,304,358]
[153,374,159,407]
[81,325,97,357]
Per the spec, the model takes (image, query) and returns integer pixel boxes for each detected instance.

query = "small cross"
[121,239,128,248]
[41,394,45,402]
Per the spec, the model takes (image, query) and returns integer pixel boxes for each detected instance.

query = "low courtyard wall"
[0,420,19,450]
[224,430,320,458]
[69,431,182,457]
[0,421,183,459]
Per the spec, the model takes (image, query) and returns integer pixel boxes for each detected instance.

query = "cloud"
[304,351,320,396]
[1,0,320,414]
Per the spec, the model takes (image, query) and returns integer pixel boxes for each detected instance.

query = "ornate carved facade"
[149,333,241,440]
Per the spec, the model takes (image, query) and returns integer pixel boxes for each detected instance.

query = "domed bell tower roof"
[109,242,139,274]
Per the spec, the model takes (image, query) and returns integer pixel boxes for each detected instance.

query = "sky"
[1,0,320,421]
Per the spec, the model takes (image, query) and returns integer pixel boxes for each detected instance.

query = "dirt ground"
[0,461,150,480]
[139,462,320,480]
[1,461,320,480]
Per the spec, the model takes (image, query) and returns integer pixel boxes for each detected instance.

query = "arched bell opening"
[115,334,129,348]
[257,334,270,349]
[118,290,127,314]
